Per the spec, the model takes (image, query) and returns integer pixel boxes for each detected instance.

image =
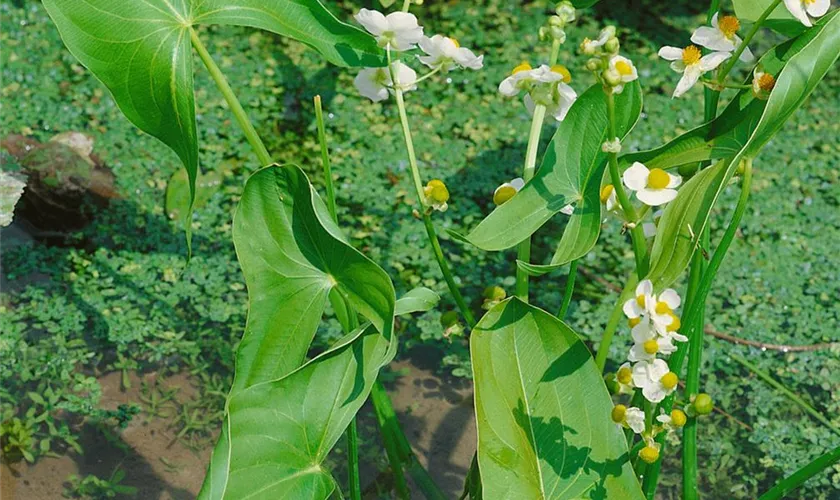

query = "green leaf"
[43,0,383,221]
[200,165,397,498]
[165,167,222,225]
[461,83,642,253]
[395,287,440,316]
[571,0,601,8]
[471,298,643,499]
[733,0,807,37]
[201,324,390,499]
[645,12,840,289]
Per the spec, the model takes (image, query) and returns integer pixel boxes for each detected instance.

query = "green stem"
[515,102,547,301]
[730,354,840,437]
[557,260,578,319]
[388,50,475,327]
[370,382,410,499]
[758,445,840,500]
[595,296,625,373]
[189,28,272,166]
[401,0,411,12]
[642,158,754,499]
[346,419,361,500]
[717,0,783,84]
[411,66,442,86]
[605,92,648,277]
[314,95,337,222]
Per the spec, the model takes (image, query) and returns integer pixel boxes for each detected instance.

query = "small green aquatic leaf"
[395,287,440,316]
[471,298,643,499]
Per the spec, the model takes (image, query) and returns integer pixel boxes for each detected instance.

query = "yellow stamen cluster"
[643,339,659,355]
[670,409,688,427]
[600,184,614,203]
[757,73,776,92]
[682,45,702,66]
[617,366,633,385]
[614,60,633,76]
[667,314,681,332]
[636,294,646,307]
[425,179,450,203]
[512,61,532,75]
[661,372,679,390]
[551,64,572,83]
[628,317,642,328]
[718,15,741,38]
[654,301,672,315]
[647,168,671,190]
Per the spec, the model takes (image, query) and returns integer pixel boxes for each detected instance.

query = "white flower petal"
[784,0,813,26]
[659,289,681,309]
[658,46,684,61]
[637,279,654,298]
[623,162,650,191]
[691,28,734,52]
[806,0,830,17]
[699,52,731,71]
[510,177,525,190]
[626,407,646,434]
[560,204,574,216]
[667,173,682,188]
[637,188,678,206]
[498,75,521,96]
[623,299,643,319]
[674,67,701,98]
[354,68,389,102]
[355,9,388,36]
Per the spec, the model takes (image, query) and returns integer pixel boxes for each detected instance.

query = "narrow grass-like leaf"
[471,298,643,499]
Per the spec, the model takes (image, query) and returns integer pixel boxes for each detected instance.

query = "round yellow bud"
[639,445,660,464]
[611,404,627,423]
[617,366,632,385]
[693,393,714,415]
[660,372,679,390]
[670,409,687,428]
[425,179,449,203]
[647,168,671,190]
[600,184,614,204]
[643,339,659,355]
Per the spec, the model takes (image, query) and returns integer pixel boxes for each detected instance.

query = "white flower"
[0,172,26,228]
[418,35,483,71]
[524,81,577,123]
[623,162,682,206]
[581,26,615,54]
[498,63,564,97]
[355,8,423,51]
[625,407,646,434]
[607,55,638,94]
[493,177,525,206]
[354,62,417,102]
[643,222,657,239]
[783,0,830,27]
[628,323,678,362]
[600,184,618,211]
[623,279,656,320]
[691,13,754,62]
[559,204,575,216]
[658,45,730,98]
[616,362,635,395]
[752,68,776,99]
[632,359,678,403]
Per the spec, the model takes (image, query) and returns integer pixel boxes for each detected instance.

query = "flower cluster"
[611,279,689,463]
[580,25,639,95]
[352,8,483,103]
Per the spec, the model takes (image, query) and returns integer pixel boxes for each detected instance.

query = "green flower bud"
[604,373,619,395]
[585,58,603,72]
[548,15,564,27]
[693,393,714,415]
[550,26,567,43]
[603,68,622,87]
[555,2,576,23]
[604,37,620,54]
[483,286,506,301]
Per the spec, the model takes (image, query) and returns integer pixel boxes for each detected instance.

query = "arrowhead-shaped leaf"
[200,165,396,498]
[43,0,383,221]
[471,298,643,499]
[461,82,642,254]
[644,11,840,289]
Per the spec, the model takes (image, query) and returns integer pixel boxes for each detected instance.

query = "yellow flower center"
[600,184,615,203]
[425,179,450,203]
[804,0,816,4]
[682,45,702,66]
[667,313,681,332]
[611,404,627,423]
[758,73,776,92]
[449,37,460,48]
[617,366,633,385]
[628,317,641,328]
[551,64,572,83]
[661,372,679,390]
[654,301,672,315]
[643,339,659,355]
[636,294,646,307]
[718,15,741,39]
[512,62,532,75]
[493,184,517,205]
[670,409,687,427]
[614,60,634,77]
[647,168,671,189]
[639,446,660,464]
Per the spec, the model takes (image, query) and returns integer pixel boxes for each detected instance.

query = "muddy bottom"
[1,352,476,499]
